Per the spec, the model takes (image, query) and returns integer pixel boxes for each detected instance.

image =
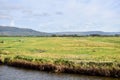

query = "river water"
[0,65,119,80]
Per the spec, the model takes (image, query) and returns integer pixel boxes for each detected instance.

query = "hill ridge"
[0,26,120,36]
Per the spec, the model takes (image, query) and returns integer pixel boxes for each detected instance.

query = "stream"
[0,65,119,80]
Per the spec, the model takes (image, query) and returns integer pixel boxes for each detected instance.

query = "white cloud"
[0,15,12,20]
[10,20,15,26]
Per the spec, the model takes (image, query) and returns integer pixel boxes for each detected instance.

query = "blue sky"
[0,0,120,32]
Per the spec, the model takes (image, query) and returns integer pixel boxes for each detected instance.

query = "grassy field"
[0,37,120,77]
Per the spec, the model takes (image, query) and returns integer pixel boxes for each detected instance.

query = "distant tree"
[90,34,101,37]
[72,34,78,37]
[114,34,120,37]
[52,34,57,37]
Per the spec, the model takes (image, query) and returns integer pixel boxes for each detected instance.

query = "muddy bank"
[0,59,120,78]
[0,59,2,64]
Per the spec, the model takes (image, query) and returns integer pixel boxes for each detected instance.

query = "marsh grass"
[0,37,120,77]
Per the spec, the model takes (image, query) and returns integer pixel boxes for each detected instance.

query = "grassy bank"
[0,37,120,77]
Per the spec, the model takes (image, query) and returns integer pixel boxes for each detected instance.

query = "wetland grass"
[0,37,120,77]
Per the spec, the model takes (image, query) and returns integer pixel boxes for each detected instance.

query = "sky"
[0,0,120,32]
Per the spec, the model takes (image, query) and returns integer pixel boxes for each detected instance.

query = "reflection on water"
[0,65,119,80]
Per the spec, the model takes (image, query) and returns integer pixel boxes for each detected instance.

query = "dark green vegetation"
[0,37,120,77]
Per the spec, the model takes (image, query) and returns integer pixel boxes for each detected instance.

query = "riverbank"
[0,37,120,77]
[0,56,120,77]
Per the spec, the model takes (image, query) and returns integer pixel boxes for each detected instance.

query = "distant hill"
[0,26,119,36]
[54,31,120,36]
[0,26,51,36]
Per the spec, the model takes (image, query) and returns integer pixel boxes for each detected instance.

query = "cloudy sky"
[0,0,120,32]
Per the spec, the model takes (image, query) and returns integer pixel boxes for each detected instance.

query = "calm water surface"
[0,65,119,80]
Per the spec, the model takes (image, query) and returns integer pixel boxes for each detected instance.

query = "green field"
[0,37,120,77]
